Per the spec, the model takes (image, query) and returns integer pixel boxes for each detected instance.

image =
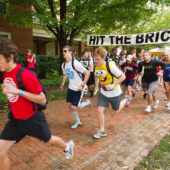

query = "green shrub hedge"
[0,84,8,104]
[18,53,61,78]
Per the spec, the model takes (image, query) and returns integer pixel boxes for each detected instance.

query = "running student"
[138,52,165,113]
[163,50,170,111]
[0,39,74,170]
[121,55,139,106]
[60,45,91,129]
[93,47,129,139]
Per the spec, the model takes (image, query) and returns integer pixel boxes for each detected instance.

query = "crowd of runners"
[0,39,169,169]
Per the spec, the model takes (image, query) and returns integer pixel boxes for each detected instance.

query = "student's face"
[144,53,151,62]
[63,48,72,60]
[94,55,105,66]
[127,60,132,64]
[88,52,91,58]
[83,52,88,58]
[0,54,10,72]
[165,53,170,61]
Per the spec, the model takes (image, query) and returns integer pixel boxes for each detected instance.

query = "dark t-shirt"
[138,60,165,83]
[78,58,90,70]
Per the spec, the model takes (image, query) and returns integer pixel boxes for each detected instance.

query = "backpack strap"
[106,60,117,79]
[17,67,36,111]
[17,67,25,90]
[0,72,4,84]
[72,58,84,80]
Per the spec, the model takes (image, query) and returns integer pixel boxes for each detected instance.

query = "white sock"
[72,111,81,123]
[79,100,89,108]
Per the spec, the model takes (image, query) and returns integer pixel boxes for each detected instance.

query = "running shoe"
[64,140,74,159]
[153,99,159,109]
[71,122,82,129]
[145,106,151,113]
[93,129,107,139]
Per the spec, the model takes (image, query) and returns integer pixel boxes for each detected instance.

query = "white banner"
[87,30,170,46]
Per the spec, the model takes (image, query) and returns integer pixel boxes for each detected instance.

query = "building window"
[0,32,11,39]
[0,0,7,14]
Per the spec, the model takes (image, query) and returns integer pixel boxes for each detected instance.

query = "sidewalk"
[0,86,169,170]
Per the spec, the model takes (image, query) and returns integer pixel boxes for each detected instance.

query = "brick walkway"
[0,86,169,170]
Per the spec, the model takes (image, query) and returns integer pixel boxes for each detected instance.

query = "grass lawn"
[135,135,170,170]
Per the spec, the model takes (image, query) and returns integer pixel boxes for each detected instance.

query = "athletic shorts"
[98,93,122,110]
[163,77,170,83]
[142,80,158,94]
[87,72,94,86]
[122,80,135,87]
[0,111,51,143]
[66,88,83,106]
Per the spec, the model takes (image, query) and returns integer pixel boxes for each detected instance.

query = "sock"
[72,111,81,123]
[79,100,89,108]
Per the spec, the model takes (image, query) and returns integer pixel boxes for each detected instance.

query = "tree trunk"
[58,37,67,74]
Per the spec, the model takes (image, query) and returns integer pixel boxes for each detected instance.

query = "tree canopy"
[1,0,169,62]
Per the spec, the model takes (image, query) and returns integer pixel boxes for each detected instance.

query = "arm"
[105,72,125,91]
[2,84,46,105]
[60,74,68,90]
[26,56,34,63]
[78,70,90,91]
[89,60,93,72]
[155,60,165,70]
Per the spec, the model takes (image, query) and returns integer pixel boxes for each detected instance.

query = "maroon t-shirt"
[121,62,139,81]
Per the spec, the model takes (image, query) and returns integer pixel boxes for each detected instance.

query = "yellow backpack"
[95,60,119,90]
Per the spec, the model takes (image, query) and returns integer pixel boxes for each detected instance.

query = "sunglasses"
[63,50,68,53]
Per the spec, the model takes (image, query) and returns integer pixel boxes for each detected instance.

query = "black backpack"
[63,55,84,81]
[17,67,48,111]
[0,71,4,84]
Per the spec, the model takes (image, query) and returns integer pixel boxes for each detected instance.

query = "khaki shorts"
[142,80,158,94]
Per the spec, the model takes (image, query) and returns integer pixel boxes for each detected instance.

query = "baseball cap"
[126,55,133,61]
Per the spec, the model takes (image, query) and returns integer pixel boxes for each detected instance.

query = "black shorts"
[0,111,51,143]
[87,72,94,86]
[66,88,83,106]
[163,77,170,83]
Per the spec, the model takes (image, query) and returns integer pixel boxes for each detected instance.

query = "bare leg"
[116,98,128,113]
[148,93,153,106]
[97,106,105,131]
[0,140,14,170]
[164,82,170,102]
[48,136,67,149]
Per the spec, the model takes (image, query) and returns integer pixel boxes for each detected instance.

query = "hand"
[2,84,20,95]
[140,71,144,76]
[156,72,161,76]
[78,85,83,91]
[94,87,99,95]
[105,84,114,91]
[59,84,64,90]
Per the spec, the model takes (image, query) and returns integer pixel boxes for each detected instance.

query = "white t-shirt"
[62,59,86,91]
[100,64,122,97]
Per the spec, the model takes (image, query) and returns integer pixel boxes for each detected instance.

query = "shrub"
[0,84,8,104]
[18,53,61,78]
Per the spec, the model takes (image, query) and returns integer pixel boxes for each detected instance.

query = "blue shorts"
[66,88,83,106]
[123,80,135,87]
[163,77,170,82]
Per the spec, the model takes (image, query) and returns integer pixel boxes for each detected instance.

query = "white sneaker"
[168,105,170,111]
[93,129,107,139]
[145,106,151,113]
[153,99,159,109]
[71,122,82,129]
[86,99,92,108]
[164,96,167,101]
[64,140,74,159]
[166,102,170,107]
